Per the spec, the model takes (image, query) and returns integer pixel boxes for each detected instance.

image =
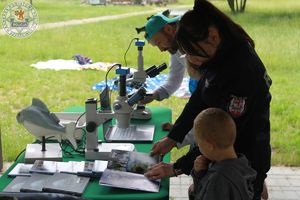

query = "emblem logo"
[228,95,247,118]
[1,1,39,38]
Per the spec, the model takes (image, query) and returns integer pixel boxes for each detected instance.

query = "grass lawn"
[0,0,300,166]
[0,0,160,24]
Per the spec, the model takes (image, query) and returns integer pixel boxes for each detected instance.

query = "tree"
[227,0,247,13]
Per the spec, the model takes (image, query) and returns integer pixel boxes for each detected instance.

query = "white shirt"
[154,51,186,100]
[152,50,194,149]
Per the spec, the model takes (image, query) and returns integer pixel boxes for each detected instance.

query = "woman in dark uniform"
[145,1,272,199]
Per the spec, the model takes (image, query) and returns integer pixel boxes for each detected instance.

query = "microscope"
[127,40,167,120]
[85,65,155,160]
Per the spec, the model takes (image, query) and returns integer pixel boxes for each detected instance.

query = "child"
[190,108,257,200]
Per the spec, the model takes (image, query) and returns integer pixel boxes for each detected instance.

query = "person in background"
[137,10,198,104]
[137,11,197,148]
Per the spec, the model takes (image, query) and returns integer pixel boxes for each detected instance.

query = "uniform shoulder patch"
[228,95,247,118]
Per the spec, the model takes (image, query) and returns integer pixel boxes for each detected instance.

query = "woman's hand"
[144,162,174,180]
[150,137,176,156]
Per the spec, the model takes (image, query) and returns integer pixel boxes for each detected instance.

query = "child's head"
[193,108,236,160]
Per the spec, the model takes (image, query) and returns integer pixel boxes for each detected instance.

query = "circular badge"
[1,1,39,38]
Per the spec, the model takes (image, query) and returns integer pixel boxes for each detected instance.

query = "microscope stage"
[105,124,155,142]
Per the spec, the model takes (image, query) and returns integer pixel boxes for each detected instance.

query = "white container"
[89,0,106,5]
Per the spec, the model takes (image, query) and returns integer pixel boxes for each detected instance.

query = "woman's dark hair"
[176,0,254,56]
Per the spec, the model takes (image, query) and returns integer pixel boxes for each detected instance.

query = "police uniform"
[170,40,272,200]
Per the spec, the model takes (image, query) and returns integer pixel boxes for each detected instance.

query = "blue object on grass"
[92,74,194,98]
[72,54,92,65]
[92,74,169,94]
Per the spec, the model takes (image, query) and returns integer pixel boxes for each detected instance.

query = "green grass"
[1,0,300,166]
[0,0,193,24]
[0,0,157,24]
[234,0,300,166]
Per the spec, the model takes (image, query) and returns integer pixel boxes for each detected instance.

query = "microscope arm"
[85,98,114,151]
[85,97,136,161]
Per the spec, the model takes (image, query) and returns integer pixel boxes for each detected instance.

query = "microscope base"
[131,107,152,120]
[24,143,62,164]
[85,143,135,161]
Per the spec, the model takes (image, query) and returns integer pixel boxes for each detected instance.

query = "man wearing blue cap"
[138,12,186,102]
[137,11,197,149]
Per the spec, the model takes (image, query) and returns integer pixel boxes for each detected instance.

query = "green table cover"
[0,106,172,200]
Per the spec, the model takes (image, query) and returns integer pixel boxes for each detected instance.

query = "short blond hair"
[193,108,236,149]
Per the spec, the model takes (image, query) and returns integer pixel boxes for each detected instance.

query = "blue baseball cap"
[145,13,181,41]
